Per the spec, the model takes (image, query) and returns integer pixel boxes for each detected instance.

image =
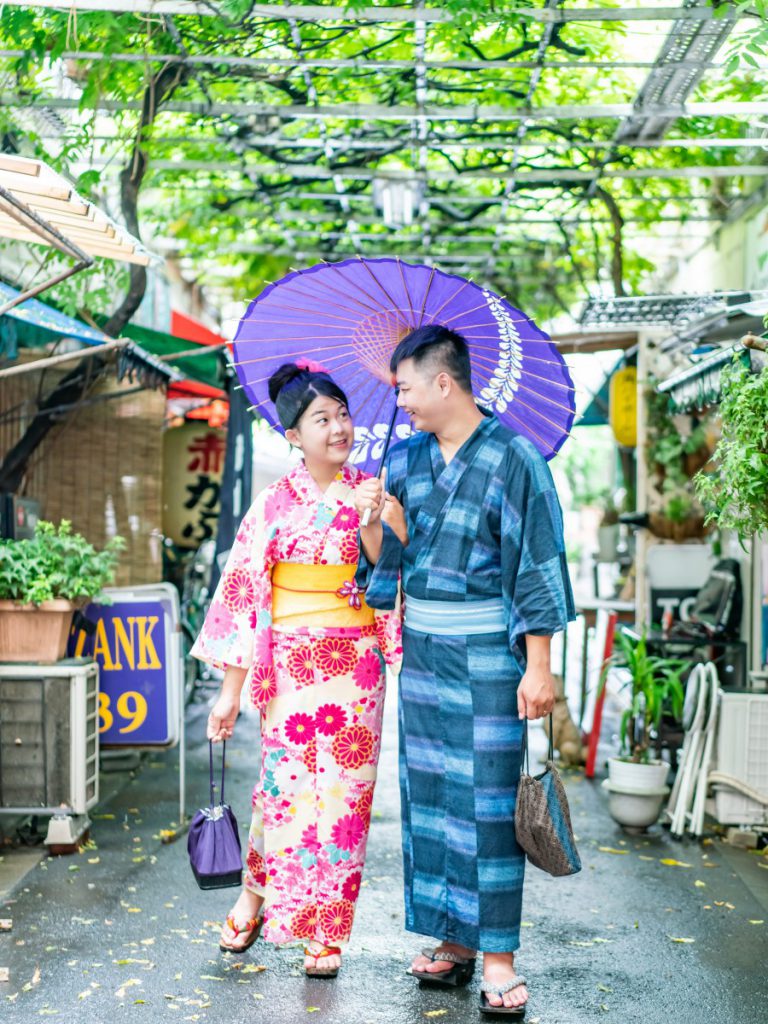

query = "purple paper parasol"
[233,257,574,474]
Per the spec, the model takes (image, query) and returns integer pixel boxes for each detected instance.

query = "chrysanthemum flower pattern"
[332,724,375,770]
[315,636,358,677]
[353,649,382,691]
[221,567,256,613]
[287,645,315,686]
[320,900,355,943]
[250,665,277,707]
[193,461,401,947]
[354,787,374,826]
[285,712,315,745]
[291,902,319,939]
[316,703,347,736]
[331,812,365,851]
[342,871,363,902]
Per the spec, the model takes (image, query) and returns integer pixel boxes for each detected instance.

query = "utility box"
[0,659,99,815]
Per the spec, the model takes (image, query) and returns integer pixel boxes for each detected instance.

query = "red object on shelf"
[585,610,618,779]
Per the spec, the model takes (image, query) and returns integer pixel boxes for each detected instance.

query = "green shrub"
[0,520,125,605]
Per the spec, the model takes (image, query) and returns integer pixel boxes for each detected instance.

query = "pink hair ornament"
[295,358,328,373]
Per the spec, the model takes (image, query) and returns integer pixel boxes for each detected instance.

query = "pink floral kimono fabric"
[191,461,401,947]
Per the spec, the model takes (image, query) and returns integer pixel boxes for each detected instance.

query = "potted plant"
[694,355,768,541]
[645,387,711,541]
[599,630,686,831]
[0,520,124,663]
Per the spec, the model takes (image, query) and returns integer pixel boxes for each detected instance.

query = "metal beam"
[6,94,768,122]
[0,48,752,74]
[162,187,724,206]
[2,2,755,25]
[141,158,768,183]
[26,129,768,152]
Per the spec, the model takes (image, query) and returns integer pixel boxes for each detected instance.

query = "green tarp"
[116,321,226,391]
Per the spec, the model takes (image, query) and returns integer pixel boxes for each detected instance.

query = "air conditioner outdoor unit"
[0,660,99,817]
[711,690,768,826]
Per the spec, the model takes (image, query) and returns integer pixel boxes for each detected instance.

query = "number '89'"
[98,691,148,734]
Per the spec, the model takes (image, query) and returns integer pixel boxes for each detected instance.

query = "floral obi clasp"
[335,578,365,610]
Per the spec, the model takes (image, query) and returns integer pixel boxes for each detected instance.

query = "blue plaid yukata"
[357,412,575,952]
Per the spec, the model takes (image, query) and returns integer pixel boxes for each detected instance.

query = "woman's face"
[286,394,354,468]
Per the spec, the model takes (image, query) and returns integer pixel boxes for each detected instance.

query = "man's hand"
[354,468,387,525]
[517,665,556,720]
[381,492,409,546]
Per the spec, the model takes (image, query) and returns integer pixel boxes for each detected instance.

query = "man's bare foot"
[411,942,476,976]
[482,952,528,1010]
[304,940,342,975]
[219,888,264,951]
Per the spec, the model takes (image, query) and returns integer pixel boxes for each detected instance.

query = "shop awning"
[657,344,754,413]
[115,321,228,398]
[0,279,108,348]
[0,281,180,389]
[0,154,152,267]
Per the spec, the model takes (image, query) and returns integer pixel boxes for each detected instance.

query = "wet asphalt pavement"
[1,678,767,1024]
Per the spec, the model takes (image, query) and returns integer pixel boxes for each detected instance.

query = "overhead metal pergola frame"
[1,0,767,287]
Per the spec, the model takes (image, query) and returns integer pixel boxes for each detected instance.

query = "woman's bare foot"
[411,942,476,976]
[219,888,264,951]
[482,952,528,1010]
[304,940,342,975]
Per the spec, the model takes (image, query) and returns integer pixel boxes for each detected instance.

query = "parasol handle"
[359,393,399,530]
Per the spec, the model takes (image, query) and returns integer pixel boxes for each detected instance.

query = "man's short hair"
[390,324,472,393]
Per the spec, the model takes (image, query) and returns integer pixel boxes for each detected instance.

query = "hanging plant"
[695,357,768,541]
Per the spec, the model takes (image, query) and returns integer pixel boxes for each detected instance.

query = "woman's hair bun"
[268,362,306,403]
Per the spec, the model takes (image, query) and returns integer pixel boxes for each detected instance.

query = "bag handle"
[521,714,554,776]
[208,739,226,807]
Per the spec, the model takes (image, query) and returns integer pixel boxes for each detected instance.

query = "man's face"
[394,357,443,433]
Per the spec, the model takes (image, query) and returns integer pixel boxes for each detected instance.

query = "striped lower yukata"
[358,412,575,953]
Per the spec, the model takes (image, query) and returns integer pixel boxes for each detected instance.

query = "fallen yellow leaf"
[749,920,764,925]
[598,847,629,855]
[694,880,706,888]
[424,1013,449,1019]
[668,936,695,944]
[660,859,692,868]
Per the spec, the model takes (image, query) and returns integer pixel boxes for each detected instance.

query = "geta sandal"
[410,947,476,989]
[219,914,262,954]
[479,975,528,1018]
[304,944,342,978]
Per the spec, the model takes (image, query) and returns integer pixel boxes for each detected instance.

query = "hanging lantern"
[609,366,637,447]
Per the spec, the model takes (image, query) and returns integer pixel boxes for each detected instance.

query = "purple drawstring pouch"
[187,740,243,890]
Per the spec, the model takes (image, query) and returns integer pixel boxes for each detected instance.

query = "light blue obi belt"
[403,593,507,636]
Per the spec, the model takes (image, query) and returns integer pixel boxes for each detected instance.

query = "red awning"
[168,309,229,400]
[171,310,229,348]
[168,379,226,400]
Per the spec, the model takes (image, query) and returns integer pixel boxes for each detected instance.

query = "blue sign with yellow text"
[70,586,181,747]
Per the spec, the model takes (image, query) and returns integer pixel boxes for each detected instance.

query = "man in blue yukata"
[354,325,575,1018]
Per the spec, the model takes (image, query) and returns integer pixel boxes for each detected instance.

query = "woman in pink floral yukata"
[191,361,403,978]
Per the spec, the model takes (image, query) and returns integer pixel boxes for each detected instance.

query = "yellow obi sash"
[271,562,374,629]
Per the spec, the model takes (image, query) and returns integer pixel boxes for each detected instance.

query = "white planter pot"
[601,779,670,832]
[608,756,669,792]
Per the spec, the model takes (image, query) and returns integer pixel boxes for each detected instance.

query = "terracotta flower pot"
[0,599,76,663]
